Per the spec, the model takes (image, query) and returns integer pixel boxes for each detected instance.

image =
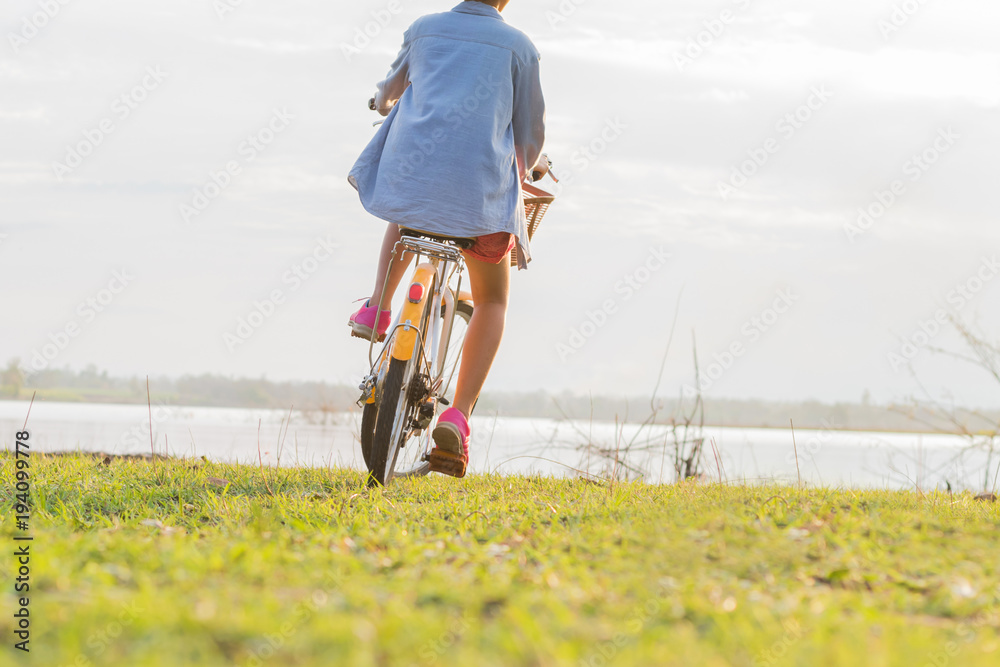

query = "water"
[1,400,995,491]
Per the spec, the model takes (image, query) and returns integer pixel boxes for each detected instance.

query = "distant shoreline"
[3,366,996,438]
[0,395,983,437]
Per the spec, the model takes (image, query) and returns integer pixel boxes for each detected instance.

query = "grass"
[1,454,998,666]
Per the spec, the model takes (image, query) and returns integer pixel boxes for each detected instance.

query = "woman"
[347,0,545,477]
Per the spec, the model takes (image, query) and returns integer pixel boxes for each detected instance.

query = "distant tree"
[1,358,24,398]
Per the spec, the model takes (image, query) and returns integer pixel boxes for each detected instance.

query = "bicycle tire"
[368,356,412,486]
[361,351,391,471]
[363,298,474,486]
[438,300,474,402]
[360,399,376,471]
[456,300,474,322]
[454,301,479,417]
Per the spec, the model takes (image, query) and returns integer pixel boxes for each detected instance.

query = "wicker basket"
[511,182,555,266]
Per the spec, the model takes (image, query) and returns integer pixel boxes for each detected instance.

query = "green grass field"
[1,454,998,666]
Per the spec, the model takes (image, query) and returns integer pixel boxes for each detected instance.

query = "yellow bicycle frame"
[390,262,437,362]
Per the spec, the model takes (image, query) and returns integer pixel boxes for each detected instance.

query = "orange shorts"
[464,232,515,264]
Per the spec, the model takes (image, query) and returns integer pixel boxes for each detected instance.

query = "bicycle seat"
[400,228,476,250]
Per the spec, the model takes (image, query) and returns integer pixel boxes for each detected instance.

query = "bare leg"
[369,224,414,311]
[452,251,510,419]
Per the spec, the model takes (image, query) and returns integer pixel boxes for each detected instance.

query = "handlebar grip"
[530,154,553,183]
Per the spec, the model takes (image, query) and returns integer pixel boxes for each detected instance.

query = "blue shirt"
[348,2,546,269]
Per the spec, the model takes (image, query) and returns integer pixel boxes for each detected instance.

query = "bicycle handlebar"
[530,155,558,184]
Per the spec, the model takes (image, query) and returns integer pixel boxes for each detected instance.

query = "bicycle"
[356,148,557,487]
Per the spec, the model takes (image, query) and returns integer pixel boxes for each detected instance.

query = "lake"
[1,399,995,491]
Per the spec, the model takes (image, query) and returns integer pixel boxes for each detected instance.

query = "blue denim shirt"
[348,2,546,268]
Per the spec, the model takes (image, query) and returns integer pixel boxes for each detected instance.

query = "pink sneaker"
[349,300,392,342]
[429,407,470,478]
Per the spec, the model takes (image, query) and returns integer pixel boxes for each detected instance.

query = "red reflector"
[407,283,424,303]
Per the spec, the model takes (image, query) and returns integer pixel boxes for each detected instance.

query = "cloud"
[2,0,999,405]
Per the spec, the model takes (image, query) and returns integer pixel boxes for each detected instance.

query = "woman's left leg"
[369,223,414,311]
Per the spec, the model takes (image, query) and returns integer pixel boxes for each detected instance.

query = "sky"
[1,0,998,408]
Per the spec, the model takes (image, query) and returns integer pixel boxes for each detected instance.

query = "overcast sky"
[2,0,998,407]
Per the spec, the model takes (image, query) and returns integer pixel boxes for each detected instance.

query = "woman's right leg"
[451,251,510,419]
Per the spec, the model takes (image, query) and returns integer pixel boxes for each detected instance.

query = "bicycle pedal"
[428,448,467,478]
[350,328,385,343]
